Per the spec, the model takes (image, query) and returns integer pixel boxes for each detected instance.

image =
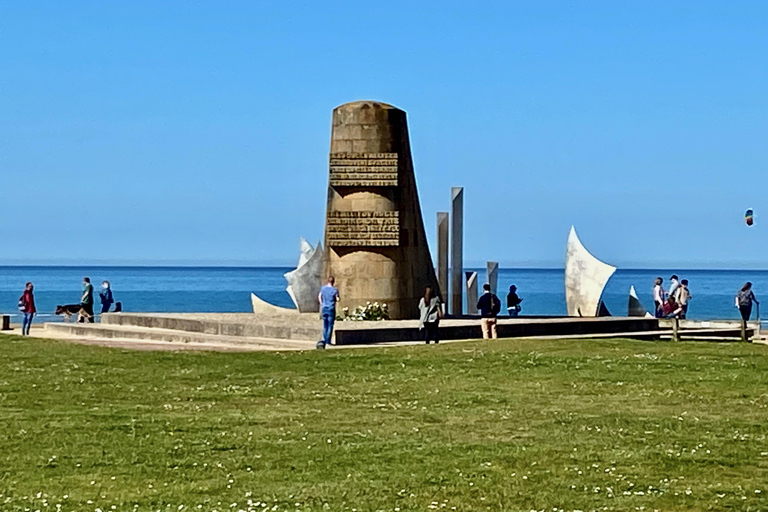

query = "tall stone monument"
[466,271,478,315]
[486,261,499,294]
[323,101,438,320]
[450,187,464,315]
[436,212,449,302]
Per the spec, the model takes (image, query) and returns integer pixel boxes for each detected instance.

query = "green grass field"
[1,335,767,512]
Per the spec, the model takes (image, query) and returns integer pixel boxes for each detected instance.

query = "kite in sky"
[745,208,754,226]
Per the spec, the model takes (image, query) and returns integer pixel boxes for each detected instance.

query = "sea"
[0,266,765,323]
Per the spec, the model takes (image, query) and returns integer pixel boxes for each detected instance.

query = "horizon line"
[3,264,768,272]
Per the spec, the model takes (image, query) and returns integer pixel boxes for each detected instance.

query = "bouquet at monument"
[338,302,390,321]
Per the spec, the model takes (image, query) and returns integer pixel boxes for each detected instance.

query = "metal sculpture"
[565,226,616,317]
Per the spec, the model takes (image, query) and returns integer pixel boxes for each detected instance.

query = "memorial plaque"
[329,152,398,187]
[326,211,400,247]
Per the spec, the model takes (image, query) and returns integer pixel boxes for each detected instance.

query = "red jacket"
[21,290,36,314]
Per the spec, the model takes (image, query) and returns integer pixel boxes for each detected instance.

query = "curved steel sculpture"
[284,238,323,313]
[251,293,298,316]
[628,285,652,317]
[565,226,616,317]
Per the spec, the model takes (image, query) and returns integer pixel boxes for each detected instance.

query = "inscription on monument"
[326,211,400,247]
[329,153,398,187]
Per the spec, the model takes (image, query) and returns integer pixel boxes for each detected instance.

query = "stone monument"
[323,101,438,320]
[436,212,449,302]
[486,261,499,294]
[450,187,464,315]
[466,271,478,315]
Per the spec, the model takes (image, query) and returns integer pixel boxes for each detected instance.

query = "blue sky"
[1,1,767,268]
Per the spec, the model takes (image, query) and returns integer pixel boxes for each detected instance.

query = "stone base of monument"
[37,314,755,351]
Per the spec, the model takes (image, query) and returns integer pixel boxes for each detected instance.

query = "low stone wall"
[100,313,661,346]
[335,317,660,345]
[102,313,322,341]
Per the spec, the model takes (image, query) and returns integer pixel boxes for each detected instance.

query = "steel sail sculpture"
[565,226,616,317]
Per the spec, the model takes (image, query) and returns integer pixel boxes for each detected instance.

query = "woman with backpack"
[735,282,759,341]
[418,286,442,344]
[18,282,36,336]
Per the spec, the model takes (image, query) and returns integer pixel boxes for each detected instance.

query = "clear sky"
[2,1,767,268]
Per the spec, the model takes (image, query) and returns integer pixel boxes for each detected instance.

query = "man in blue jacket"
[100,281,114,313]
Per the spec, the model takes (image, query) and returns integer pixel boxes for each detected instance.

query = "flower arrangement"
[338,301,390,321]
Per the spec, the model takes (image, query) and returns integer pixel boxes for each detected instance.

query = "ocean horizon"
[1,265,765,323]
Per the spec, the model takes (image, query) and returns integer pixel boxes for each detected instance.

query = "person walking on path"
[653,278,665,318]
[477,283,501,339]
[418,286,442,344]
[674,279,691,319]
[80,277,95,323]
[99,281,114,313]
[506,285,522,317]
[18,282,36,336]
[318,276,340,348]
[736,282,758,341]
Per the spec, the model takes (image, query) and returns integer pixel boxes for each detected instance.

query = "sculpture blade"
[565,226,616,317]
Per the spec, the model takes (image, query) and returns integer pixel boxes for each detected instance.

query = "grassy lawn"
[1,335,767,511]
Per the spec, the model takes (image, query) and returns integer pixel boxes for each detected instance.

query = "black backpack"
[490,294,501,316]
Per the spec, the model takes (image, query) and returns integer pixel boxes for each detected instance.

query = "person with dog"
[18,282,36,336]
[477,283,501,339]
[80,277,95,323]
[99,280,114,313]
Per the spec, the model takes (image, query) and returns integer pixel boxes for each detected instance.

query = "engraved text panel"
[326,211,400,247]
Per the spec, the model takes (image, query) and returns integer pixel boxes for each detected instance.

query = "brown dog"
[55,304,88,322]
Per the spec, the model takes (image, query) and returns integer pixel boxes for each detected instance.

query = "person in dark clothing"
[476,283,501,339]
[80,277,95,323]
[19,282,36,336]
[418,286,442,344]
[99,281,114,313]
[735,282,758,341]
[506,285,522,317]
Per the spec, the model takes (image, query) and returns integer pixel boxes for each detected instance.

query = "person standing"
[668,275,680,300]
[80,277,95,323]
[506,285,522,317]
[418,286,442,344]
[674,279,691,319]
[99,281,114,313]
[736,282,758,341]
[18,282,36,336]
[477,283,501,339]
[653,278,665,318]
[317,276,340,348]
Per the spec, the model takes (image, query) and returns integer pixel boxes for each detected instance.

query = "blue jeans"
[22,312,34,336]
[321,308,336,345]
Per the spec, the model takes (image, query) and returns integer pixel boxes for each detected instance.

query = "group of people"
[418,283,523,342]
[316,275,761,347]
[16,277,116,335]
[78,277,116,322]
[652,274,692,319]
[315,277,519,347]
